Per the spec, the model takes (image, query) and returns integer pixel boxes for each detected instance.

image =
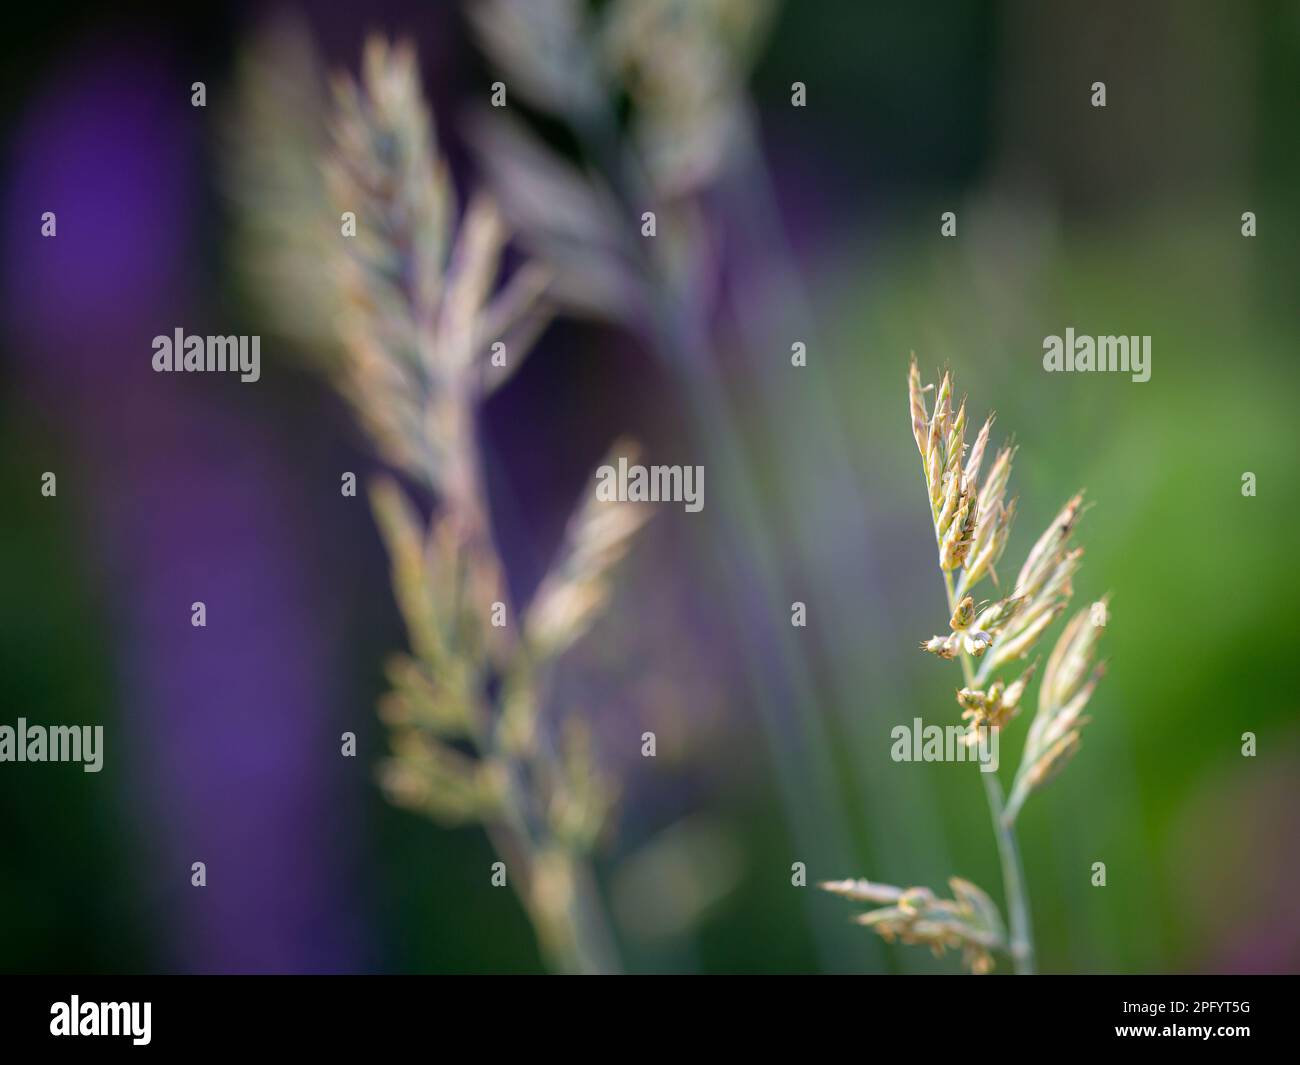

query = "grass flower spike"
[824,357,1110,974]
[319,36,648,973]
[1004,599,1108,825]
[821,877,1007,976]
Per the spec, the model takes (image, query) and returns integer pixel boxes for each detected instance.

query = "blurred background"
[2,0,1297,974]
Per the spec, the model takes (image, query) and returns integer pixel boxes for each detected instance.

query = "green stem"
[942,571,1036,974]
[981,772,1035,974]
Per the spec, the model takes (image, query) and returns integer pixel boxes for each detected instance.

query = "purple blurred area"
[5,35,366,972]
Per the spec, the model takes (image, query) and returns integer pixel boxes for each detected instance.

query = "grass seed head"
[825,876,1007,974]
